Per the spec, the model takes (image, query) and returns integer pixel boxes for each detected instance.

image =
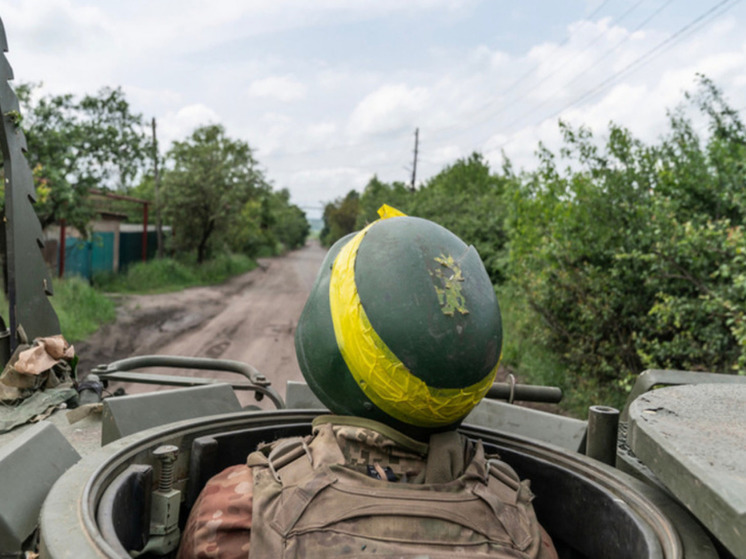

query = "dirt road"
[76,241,327,408]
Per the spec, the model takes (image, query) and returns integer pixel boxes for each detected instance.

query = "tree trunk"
[197,219,215,264]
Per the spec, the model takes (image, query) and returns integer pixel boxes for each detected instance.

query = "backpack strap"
[424,429,466,483]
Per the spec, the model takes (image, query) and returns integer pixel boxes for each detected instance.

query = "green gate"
[63,232,115,280]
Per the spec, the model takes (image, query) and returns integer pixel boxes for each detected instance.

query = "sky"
[1,0,745,219]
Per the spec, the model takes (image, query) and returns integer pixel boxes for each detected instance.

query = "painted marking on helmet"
[329,220,496,428]
[430,254,469,316]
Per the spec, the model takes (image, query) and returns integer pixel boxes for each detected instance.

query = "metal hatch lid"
[627,383,746,559]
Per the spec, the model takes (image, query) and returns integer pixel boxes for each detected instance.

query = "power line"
[499,0,676,133]
[548,0,740,119]
[503,0,650,105]
[487,0,618,101]
[249,1,660,163]
[255,1,739,173]
[553,0,675,97]
[430,0,653,145]
[498,0,741,150]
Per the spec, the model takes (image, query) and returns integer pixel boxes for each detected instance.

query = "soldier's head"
[295,205,502,439]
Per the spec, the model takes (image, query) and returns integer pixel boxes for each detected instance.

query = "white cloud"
[306,121,338,143]
[471,8,746,176]
[348,84,430,137]
[247,76,307,102]
[124,86,183,112]
[280,166,371,210]
[159,104,222,147]
[424,144,464,169]
[467,45,510,69]
[3,0,746,217]
[2,0,110,52]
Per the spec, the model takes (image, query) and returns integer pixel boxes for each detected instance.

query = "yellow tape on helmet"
[377,204,407,219]
[329,217,496,428]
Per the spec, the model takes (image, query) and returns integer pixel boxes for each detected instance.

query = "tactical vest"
[247,420,543,558]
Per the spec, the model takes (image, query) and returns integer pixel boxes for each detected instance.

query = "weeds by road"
[94,253,256,294]
[45,253,257,343]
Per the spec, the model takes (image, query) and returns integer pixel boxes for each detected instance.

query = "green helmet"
[295,206,502,438]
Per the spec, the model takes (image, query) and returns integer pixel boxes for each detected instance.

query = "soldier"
[178,206,558,558]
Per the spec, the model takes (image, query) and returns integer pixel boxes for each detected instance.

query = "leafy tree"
[320,190,360,246]
[161,124,266,263]
[505,76,746,410]
[356,176,412,229]
[228,188,309,256]
[318,76,746,413]
[506,124,658,406]
[14,84,150,232]
[625,77,746,375]
[268,189,310,250]
[409,153,511,283]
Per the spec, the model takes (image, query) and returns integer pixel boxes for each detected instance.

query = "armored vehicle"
[0,16,743,559]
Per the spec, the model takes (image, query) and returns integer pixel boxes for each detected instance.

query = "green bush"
[318,76,746,416]
[95,253,256,294]
[51,277,116,343]
[504,77,746,413]
[196,253,255,284]
[95,258,196,293]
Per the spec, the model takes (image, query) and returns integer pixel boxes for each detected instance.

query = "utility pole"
[152,117,164,259]
[410,127,419,192]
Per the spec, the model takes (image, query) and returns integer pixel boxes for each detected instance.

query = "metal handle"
[93,355,285,409]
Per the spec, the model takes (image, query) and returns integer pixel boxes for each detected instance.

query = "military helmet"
[295,205,502,438]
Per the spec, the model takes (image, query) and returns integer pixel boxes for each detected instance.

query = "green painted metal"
[295,218,502,438]
[62,232,116,280]
[0,422,80,554]
[586,405,620,466]
[101,384,241,445]
[63,237,92,280]
[465,398,587,452]
[621,369,746,421]
[119,230,158,270]
[0,18,60,353]
[627,384,746,559]
[93,355,284,410]
[91,232,114,274]
[355,216,501,388]
[37,410,718,558]
[285,380,326,410]
[295,233,377,421]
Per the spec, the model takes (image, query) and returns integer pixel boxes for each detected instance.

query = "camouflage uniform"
[177,463,254,559]
[178,416,557,558]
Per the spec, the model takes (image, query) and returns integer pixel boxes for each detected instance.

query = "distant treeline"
[321,76,746,413]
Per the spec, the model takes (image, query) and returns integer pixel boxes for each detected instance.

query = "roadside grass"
[94,253,256,294]
[0,253,256,349]
[52,277,117,343]
[0,276,115,344]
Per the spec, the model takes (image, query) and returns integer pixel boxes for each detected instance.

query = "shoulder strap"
[424,430,466,483]
[247,423,345,485]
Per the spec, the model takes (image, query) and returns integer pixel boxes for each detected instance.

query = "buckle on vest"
[267,437,313,483]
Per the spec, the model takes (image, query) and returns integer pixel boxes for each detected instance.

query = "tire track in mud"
[76,242,327,407]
